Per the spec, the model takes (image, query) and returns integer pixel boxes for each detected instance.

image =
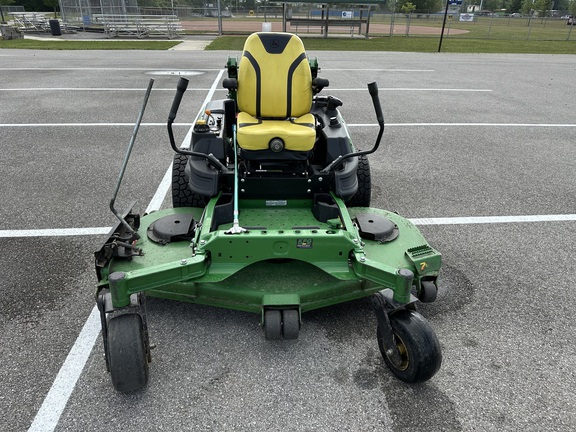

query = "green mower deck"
[97,196,441,314]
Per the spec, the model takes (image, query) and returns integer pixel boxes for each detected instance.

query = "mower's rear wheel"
[377,310,442,383]
[346,154,371,207]
[172,153,205,208]
[107,313,149,392]
[264,310,282,340]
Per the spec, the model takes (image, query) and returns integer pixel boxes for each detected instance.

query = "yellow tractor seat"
[235,32,316,156]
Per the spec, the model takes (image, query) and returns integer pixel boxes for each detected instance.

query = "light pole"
[438,0,461,52]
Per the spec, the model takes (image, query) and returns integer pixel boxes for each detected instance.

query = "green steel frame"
[96,193,441,316]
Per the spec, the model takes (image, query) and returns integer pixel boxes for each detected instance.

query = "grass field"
[1,14,574,53]
[205,35,576,54]
[372,14,576,41]
[0,39,181,50]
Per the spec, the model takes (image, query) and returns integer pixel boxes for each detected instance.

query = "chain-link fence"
[54,0,576,41]
[374,12,576,41]
[59,0,139,28]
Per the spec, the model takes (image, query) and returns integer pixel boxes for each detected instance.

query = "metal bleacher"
[93,14,183,39]
[11,13,50,33]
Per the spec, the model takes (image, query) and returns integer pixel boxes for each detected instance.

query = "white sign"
[342,11,353,19]
[459,13,474,22]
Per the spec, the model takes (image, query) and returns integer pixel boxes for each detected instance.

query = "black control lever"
[169,77,189,122]
[167,77,228,172]
[321,82,384,173]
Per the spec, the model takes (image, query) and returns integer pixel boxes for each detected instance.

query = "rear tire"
[346,154,371,207]
[108,314,149,392]
[172,153,205,208]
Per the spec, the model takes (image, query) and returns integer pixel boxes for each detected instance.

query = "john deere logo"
[270,39,279,48]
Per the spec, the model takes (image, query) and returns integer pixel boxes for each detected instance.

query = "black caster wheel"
[418,280,438,303]
[282,309,300,340]
[264,309,282,340]
[107,313,149,392]
[377,310,442,383]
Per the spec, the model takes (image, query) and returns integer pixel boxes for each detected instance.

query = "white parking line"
[0,67,223,71]
[0,227,111,238]
[3,214,576,240]
[347,123,576,127]
[0,88,202,92]
[26,69,225,432]
[412,214,576,225]
[333,88,492,92]
[0,87,488,92]
[4,122,576,128]
[0,67,433,72]
[321,69,435,72]
[0,123,191,127]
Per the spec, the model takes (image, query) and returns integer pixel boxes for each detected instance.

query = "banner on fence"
[459,13,474,22]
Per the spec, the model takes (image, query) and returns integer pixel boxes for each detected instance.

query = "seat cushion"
[237,112,316,152]
[238,33,312,119]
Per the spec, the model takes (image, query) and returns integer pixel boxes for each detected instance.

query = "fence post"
[405,13,410,37]
[487,13,494,39]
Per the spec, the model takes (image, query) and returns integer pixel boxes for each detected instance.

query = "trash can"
[49,19,62,36]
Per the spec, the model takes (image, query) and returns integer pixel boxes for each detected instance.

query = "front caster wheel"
[282,309,300,340]
[377,310,442,383]
[418,280,438,303]
[107,313,149,392]
[263,310,282,340]
[263,309,300,340]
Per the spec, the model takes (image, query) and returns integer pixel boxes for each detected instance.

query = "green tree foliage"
[43,0,58,18]
[15,0,49,13]
[508,0,523,13]
[482,0,502,11]
[400,1,417,14]
[553,0,569,11]
[396,0,442,13]
[0,0,15,23]
[534,0,553,16]
[520,0,533,14]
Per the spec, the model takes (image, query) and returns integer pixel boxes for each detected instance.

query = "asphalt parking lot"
[1,47,575,431]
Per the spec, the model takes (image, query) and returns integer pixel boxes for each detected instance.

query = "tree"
[400,1,417,14]
[553,0,569,11]
[569,0,576,15]
[508,0,524,13]
[483,0,502,11]
[0,0,15,24]
[520,0,533,15]
[534,0,552,17]
[43,0,58,18]
[18,0,51,13]
[396,0,442,13]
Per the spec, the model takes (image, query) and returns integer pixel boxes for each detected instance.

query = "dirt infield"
[181,19,469,36]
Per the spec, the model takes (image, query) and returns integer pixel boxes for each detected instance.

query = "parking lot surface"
[1,48,575,431]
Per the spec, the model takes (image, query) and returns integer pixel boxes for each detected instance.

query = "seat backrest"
[237,32,312,119]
